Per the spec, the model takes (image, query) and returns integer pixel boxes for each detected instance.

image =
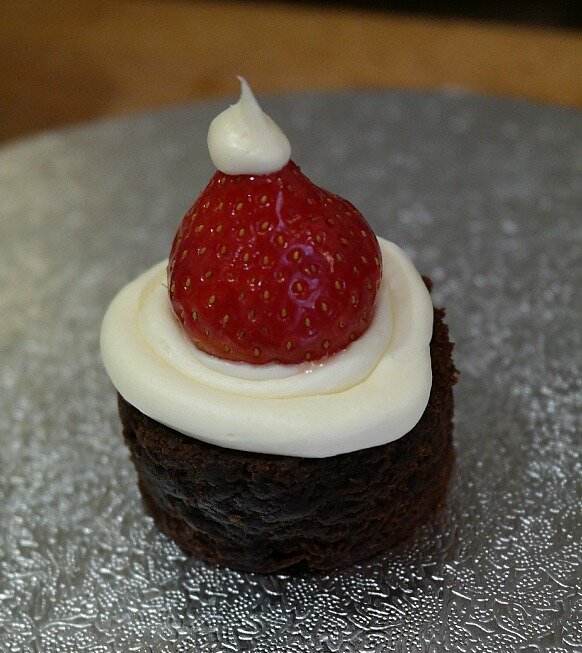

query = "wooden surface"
[1,0,581,143]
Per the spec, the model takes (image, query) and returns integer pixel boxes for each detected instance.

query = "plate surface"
[0,90,580,652]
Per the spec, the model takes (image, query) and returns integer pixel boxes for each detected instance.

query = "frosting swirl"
[101,239,433,457]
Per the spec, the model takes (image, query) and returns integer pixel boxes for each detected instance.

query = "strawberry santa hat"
[168,78,382,365]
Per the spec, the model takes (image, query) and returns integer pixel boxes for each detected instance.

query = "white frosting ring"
[138,262,393,397]
[101,238,433,457]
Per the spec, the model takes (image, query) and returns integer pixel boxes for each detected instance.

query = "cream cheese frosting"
[101,238,433,457]
[139,260,393,397]
[207,77,291,175]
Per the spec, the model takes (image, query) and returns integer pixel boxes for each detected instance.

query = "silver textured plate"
[1,90,581,652]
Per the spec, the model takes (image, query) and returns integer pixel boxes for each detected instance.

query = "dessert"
[101,79,458,572]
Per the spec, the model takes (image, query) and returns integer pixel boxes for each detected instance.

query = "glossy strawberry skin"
[168,161,382,365]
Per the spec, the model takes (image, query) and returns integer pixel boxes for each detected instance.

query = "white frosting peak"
[207,77,291,175]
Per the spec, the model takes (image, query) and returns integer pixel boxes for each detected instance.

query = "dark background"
[283,0,581,28]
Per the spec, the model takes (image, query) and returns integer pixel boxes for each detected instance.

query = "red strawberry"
[168,161,382,365]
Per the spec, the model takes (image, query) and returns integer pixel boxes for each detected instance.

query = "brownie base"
[119,294,458,573]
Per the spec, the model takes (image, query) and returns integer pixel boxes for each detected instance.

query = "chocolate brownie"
[119,294,457,573]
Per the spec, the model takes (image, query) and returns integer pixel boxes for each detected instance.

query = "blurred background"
[1,0,580,144]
